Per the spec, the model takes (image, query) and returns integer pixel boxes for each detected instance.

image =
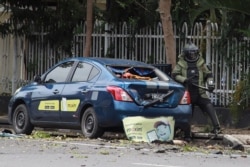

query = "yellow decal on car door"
[61,98,80,112]
[38,100,59,111]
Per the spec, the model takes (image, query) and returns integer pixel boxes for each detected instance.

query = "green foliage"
[230,74,250,124]
[182,145,198,152]
[0,22,12,38]
[190,0,250,39]
[32,130,51,139]
[0,0,86,55]
[171,0,197,26]
[1,0,250,59]
[102,0,159,29]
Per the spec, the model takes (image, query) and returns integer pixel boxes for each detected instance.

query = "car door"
[60,61,100,123]
[30,61,75,122]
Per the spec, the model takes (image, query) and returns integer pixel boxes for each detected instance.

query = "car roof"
[64,57,154,68]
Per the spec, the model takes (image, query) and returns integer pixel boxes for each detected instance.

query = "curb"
[192,132,250,151]
[223,134,250,151]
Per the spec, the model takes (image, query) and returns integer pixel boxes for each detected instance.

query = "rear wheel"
[12,104,34,135]
[81,107,104,138]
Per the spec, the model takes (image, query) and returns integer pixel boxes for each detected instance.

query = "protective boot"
[182,122,192,142]
[203,103,221,134]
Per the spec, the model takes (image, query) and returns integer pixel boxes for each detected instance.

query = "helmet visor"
[185,50,199,61]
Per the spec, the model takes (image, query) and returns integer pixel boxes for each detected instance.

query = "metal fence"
[1,20,250,106]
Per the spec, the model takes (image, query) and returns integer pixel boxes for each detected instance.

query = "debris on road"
[0,129,23,138]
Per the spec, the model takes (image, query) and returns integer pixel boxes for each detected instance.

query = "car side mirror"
[34,75,42,83]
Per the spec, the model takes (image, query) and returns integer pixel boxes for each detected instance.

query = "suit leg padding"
[204,103,220,129]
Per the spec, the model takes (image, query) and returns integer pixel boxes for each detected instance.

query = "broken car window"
[108,66,157,80]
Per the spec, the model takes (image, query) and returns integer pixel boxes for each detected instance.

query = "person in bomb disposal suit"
[172,41,221,141]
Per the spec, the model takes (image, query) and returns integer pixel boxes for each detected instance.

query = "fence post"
[206,20,211,65]
[104,23,109,56]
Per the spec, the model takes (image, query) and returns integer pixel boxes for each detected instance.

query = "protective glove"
[184,77,193,86]
[208,85,215,93]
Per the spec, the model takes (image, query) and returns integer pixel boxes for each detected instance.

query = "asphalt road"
[1,129,250,167]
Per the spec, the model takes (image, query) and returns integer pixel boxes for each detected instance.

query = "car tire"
[81,107,104,138]
[13,104,34,135]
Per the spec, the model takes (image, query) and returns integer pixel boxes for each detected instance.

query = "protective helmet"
[183,42,199,62]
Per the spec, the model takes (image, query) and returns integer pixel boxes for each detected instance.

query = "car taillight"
[107,86,133,102]
[179,90,191,104]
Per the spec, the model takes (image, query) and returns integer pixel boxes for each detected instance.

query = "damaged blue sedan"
[8,57,192,138]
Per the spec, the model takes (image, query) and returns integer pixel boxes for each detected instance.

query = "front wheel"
[12,104,34,135]
[81,107,104,138]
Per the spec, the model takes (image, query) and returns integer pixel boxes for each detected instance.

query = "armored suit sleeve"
[172,63,186,84]
[172,54,191,85]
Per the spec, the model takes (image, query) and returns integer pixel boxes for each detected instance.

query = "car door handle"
[53,89,60,94]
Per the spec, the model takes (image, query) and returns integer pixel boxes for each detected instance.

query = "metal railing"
[1,20,250,106]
